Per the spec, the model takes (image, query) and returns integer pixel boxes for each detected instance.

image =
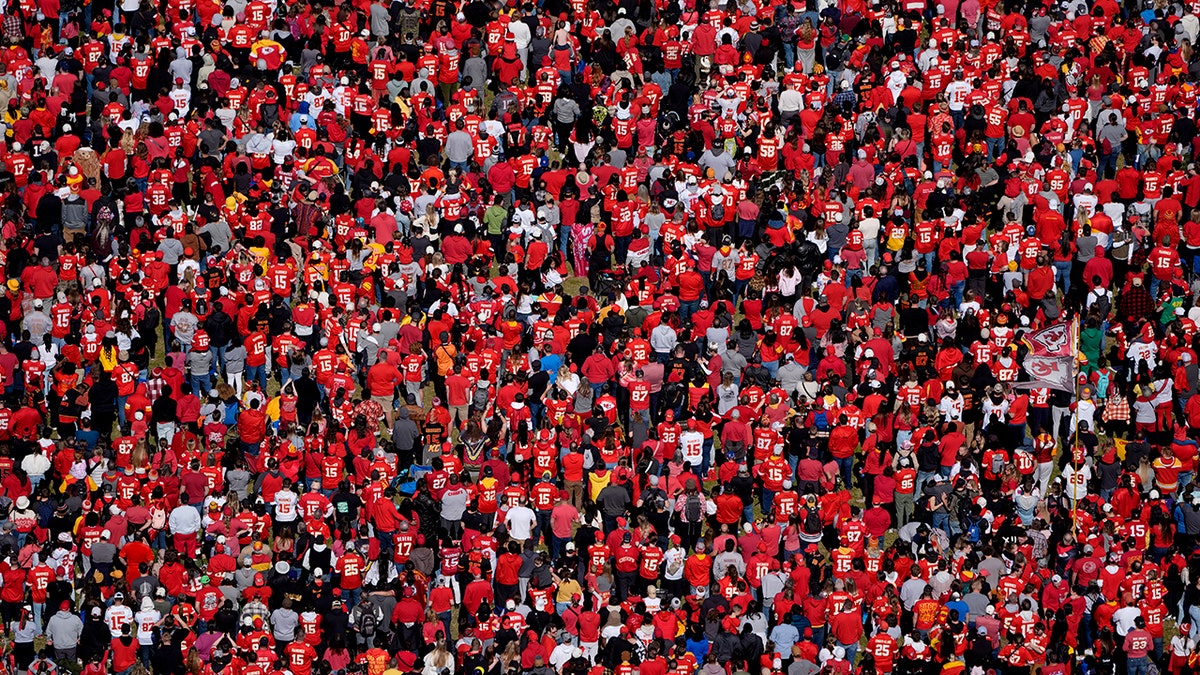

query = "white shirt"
[1059,465,1091,501]
[778,89,804,114]
[169,87,191,114]
[272,138,297,164]
[105,604,134,638]
[662,547,686,580]
[679,430,704,466]
[134,609,160,645]
[507,21,531,50]
[504,505,537,541]
[273,489,299,522]
[939,395,964,421]
[945,80,971,111]
[1112,606,1142,637]
[168,505,201,534]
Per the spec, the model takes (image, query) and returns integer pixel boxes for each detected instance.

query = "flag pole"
[1071,312,1081,540]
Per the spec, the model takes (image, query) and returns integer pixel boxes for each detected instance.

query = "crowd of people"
[2,0,1200,673]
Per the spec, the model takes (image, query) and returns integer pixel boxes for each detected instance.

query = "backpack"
[685,493,703,523]
[802,508,821,536]
[964,516,982,543]
[472,385,490,410]
[92,202,116,255]
[1095,370,1111,399]
[357,607,378,637]
[990,453,1005,476]
[812,410,830,433]
[711,200,725,222]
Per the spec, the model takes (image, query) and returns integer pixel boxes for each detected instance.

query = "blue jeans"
[838,642,858,666]
[1127,656,1149,675]
[211,344,227,378]
[551,534,570,559]
[950,281,964,307]
[1099,144,1121,178]
[245,364,268,392]
[190,374,212,397]
[835,456,853,487]
[985,137,1003,161]
[931,511,950,535]
[915,470,935,501]
[1053,261,1072,296]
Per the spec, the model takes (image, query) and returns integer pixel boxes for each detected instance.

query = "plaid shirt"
[1117,286,1154,322]
[292,201,322,234]
[2,15,22,42]
[832,90,858,111]
[146,376,166,404]
[1103,396,1130,423]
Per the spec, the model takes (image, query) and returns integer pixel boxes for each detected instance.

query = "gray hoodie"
[224,345,246,375]
[45,610,83,648]
[62,195,88,232]
[390,407,420,453]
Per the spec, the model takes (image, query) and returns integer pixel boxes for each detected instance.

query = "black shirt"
[332,490,363,520]
[152,396,178,424]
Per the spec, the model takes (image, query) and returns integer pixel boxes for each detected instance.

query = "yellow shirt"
[556,578,582,603]
[99,346,119,373]
[587,470,611,501]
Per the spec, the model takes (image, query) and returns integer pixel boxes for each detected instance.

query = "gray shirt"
[168,56,193,83]
[444,130,475,164]
[1076,234,1098,262]
[270,607,299,641]
[170,311,199,346]
[441,486,470,520]
[157,238,184,265]
[899,578,928,609]
[200,221,234,255]
[224,345,246,374]
[596,484,631,517]
[91,541,118,564]
[369,3,390,36]
[553,97,581,124]
[963,591,991,620]
[1096,111,1127,147]
[187,349,213,377]
[227,467,252,499]
[462,57,488,91]
[699,149,736,180]
[130,573,161,600]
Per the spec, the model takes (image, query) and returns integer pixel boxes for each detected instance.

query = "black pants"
[615,570,637,602]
